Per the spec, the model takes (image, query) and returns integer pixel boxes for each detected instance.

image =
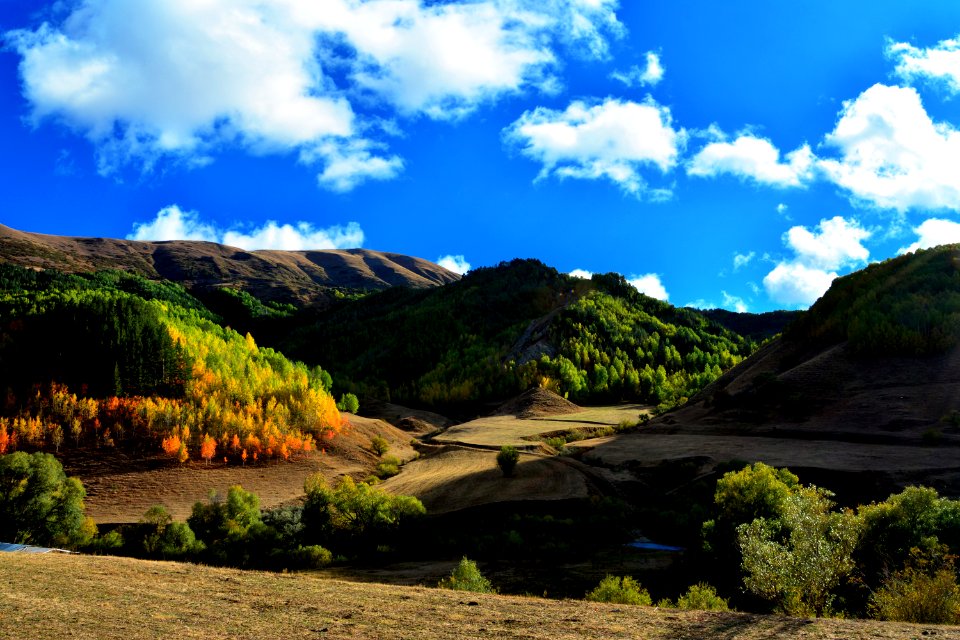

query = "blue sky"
[4,1,960,312]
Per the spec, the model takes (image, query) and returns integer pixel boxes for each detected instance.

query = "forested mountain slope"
[279,260,782,412]
[648,244,960,440]
[0,265,343,462]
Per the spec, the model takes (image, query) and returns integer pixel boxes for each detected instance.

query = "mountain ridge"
[0,223,460,305]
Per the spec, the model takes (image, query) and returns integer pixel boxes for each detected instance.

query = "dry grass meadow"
[4,553,958,640]
[63,415,417,523]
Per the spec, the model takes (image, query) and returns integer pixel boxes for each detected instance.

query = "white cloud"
[776,203,788,214]
[503,98,685,196]
[127,205,219,243]
[628,273,668,300]
[308,140,404,192]
[127,205,363,251]
[763,262,839,308]
[7,0,624,187]
[733,251,755,270]
[222,221,364,251]
[569,268,594,279]
[819,84,960,211]
[688,135,815,187]
[610,51,664,87]
[762,216,871,307]
[899,218,960,253]
[783,216,870,270]
[436,254,471,275]
[722,291,748,313]
[888,36,960,94]
[685,299,714,310]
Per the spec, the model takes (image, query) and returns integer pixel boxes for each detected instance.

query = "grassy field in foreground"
[2,554,958,639]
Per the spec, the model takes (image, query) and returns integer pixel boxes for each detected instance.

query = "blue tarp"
[0,542,71,553]
[627,541,685,552]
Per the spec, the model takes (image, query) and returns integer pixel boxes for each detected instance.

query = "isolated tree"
[0,452,95,547]
[200,434,216,465]
[738,486,859,617]
[337,393,360,414]
[702,462,801,594]
[496,445,520,477]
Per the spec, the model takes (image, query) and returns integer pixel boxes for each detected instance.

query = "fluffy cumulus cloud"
[569,268,594,279]
[819,84,960,211]
[610,51,664,87]
[504,98,685,196]
[7,0,623,187]
[436,254,471,275]
[888,36,960,93]
[687,135,815,188]
[127,205,363,251]
[763,216,870,307]
[628,273,668,300]
[899,218,960,254]
[127,205,219,243]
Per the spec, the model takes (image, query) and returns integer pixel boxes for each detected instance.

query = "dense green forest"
[788,244,960,355]
[279,260,772,411]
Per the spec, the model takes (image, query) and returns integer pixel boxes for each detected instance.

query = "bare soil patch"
[2,553,957,640]
[62,415,417,523]
[492,387,581,419]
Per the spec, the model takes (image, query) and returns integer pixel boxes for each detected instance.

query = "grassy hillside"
[2,554,953,640]
[0,223,459,307]
[280,260,763,412]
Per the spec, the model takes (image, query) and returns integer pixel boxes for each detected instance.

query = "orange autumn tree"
[161,434,181,457]
[200,434,216,465]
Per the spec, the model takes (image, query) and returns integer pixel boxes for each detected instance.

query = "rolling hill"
[577,244,960,505]
[0,223,460,306]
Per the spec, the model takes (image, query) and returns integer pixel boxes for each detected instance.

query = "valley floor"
[2,553,957,639]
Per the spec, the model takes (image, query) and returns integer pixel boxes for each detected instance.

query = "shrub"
[675,583,729,611]
[543,437,567,453]
[585,575,652,605]
[438,557,493,593]
[370,435,390,457]
[375,455,401,479]
[292,544,333,569]
[870,549,960,624]
[496,445,520,477]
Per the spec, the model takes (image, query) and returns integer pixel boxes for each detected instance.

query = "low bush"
[675,583,729,611]
[370,435,390,457]
[497,445,520,477]
[585,575,652,605]
[870,550,960,624]
[375,455,401,479]
[438,557,494,593]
